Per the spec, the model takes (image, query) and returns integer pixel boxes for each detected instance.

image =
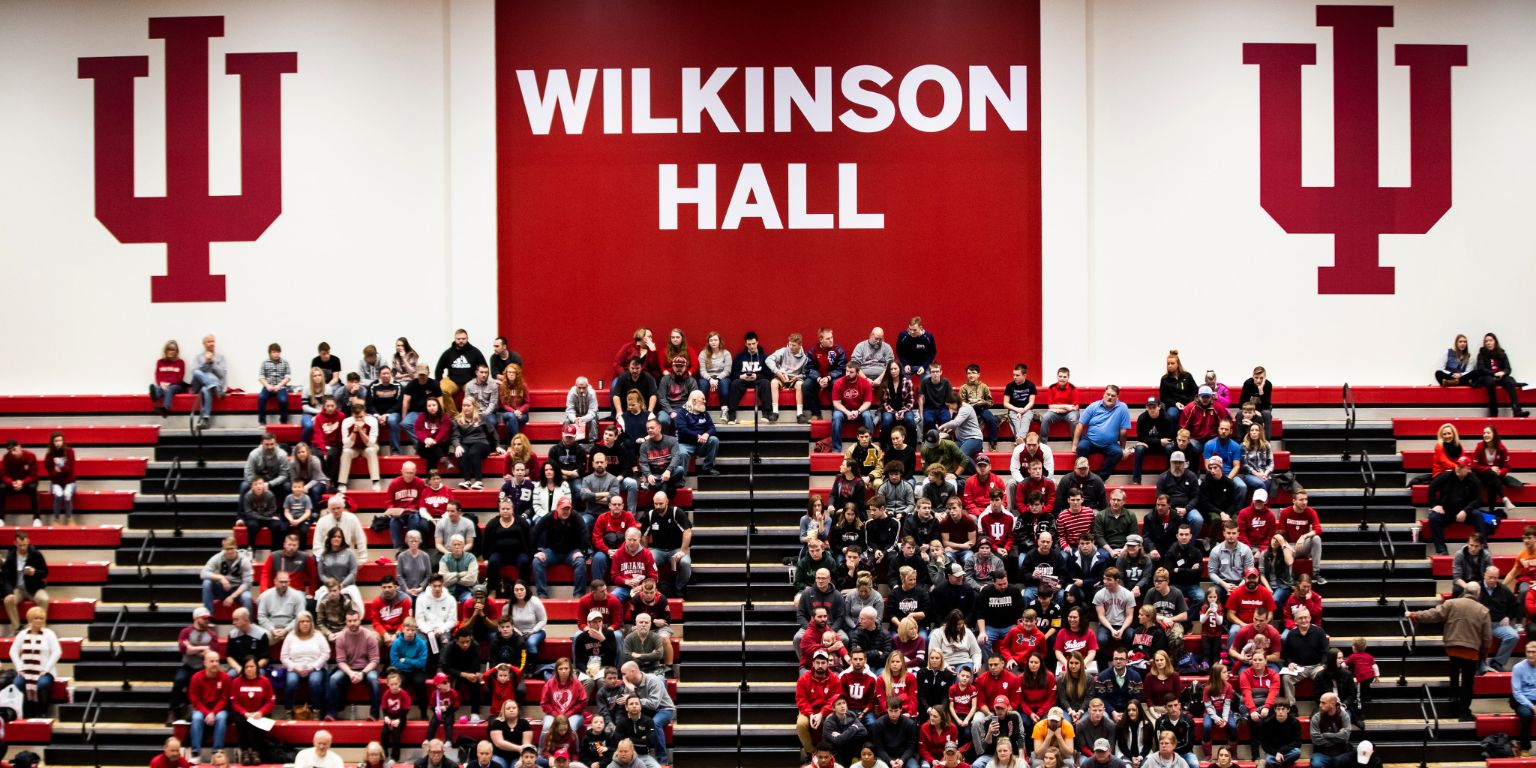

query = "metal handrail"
[1375,522,1395,606]
[81,687,103,768]
[164,456,184,537]
[1356,449,1377,531]
[1396,599,1415,686]
[736,602,749,766]
[1340,383,1357,460]
[137,530,159,611]
[1417,683,1438,768]
[744,411,758,610]
[188,410,207,468]
[109,605,132,690]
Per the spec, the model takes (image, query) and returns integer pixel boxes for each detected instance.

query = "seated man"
[674,391,721,478]
[726,332,772,425]
[830,361,875,453]
[642,491,693,599]
[655,356,698,428]
[639,417,686,493]
[611,357,658,423]
[327,608,381,719]
[1,441,40,526]
[200,536,253,615]
[1426,457,1488,555]
[1002,364,1039,445]
[564,376,600,441]
[766,333,810,423]
[366,365,406,455]
[803,327,847,421]
[1130,398,1178,486]
[1073,386,1131,482]
[1036,368,1079,447]
[338,402,381,492]
[532,498,589,598]
[1,531,48,636]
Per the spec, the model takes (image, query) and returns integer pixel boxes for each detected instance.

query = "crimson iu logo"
[78,17,297,303]
[1244,5,1466,295]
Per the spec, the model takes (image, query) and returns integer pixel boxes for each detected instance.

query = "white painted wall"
[1,0,1532,394]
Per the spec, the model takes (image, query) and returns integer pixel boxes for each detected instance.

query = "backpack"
[1482,733,1514,759]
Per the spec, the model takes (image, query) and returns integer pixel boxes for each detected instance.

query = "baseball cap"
[948,563,965,578]
[1356,741,1374,764]
[1093,739,1111,752]
[1456,456,1473,467]
[1170,451,1185,463]
[1253,488,1269,502]
[587,609,605,621]
[1124,534,1143,547]
[429,672,449,685]
[556,496,573,509]
[993,695,1010,706]
[561,423,578,438]
[975,454,990,465]
[1047,708,1064,722]
[944,741,959,753]
[192,606,211,619]
[1146,397,1160,406]
[925,429,940,444]
[1244,566,1259,577]
[521,745,539,755]
[1198,385,1214,397]
[813,649,830,660]
[552,747,570,759]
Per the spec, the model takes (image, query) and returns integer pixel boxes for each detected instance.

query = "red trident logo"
[1244,5,1465,295]
[78,17,297,303]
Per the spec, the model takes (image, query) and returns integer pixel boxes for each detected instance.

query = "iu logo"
[78,17,297,303]
[1244,5,1466,294]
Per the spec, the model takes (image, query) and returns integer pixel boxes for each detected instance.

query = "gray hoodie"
[766,346,809,378]
[850,340,894,380]
[245,445,290,484]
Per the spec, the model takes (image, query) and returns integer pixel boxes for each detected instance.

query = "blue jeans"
[975,407,999,443]
[389,511,433,552]
[486,551,532,596]
[201,580,252,614]
[385,412,406,452]
[922,407,952,432]
[1491,623,1521,670]
[982,624,1010,658]
[1179,583,1206,606]
[652,706,676,763]
[1263,747,1301,768]
[699,378,730,409]
[1515,700,1534,750]
[499,410,526,439]
[13,673,52,701]
[533,549,588,598]
[285,668,327,710]
[650,547,693,594]
[524,630,546,660]
[957,438,984,472]
[1427,504,1489,552]
[51,483,75,519]
[190,371,221,418]
[328,668,380,718]
[257,387,290,424]
[830,410,875,452]
[1076,438,1123,480]
[880,412,918,441]
[1204,710,1238,741]
[655,409,674,429]
[1240,474,1270,499]
[677,435,719,473]
[152,382,189,411]
[188,708,228,752]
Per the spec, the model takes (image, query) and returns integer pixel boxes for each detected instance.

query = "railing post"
[189,411,207,469]
[138,530,159,612]
[1397,600,1413,687]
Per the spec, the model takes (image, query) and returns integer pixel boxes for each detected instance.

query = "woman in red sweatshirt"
[151,340,188,417]
[1470,425,1523,511]
[228,657,274,763]
[539,658,589,733]
[43,432,75,525]
[918,705,963,763]
[1017,653,1057,733]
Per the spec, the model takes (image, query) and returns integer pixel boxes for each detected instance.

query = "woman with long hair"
[1258,533,1295,609]
[1141,648,1182,717]
[698,331,733,418]
[1472,332,1529,417]
[316,527,363,609]
[299,367,328,445]
[1200,662,1237,758]
[928,609,982,671]
[1470,424,1524,511]
[918,705,961,765]
[881,359,919,441]
[1436,333,1472,386]
[1431,423,1463,477]
[799,495,831,558]
[507,579,547,661]
[391,338,419,382]
[1052,606,1098,675]
[539,658,587,733]
[1055,651,1092,722]
[531,461,571,524]
[505,433,534,470]
[1238,424,1273,499]
[413,396,451,472]
[43,431,75,524]
[830,503,866,564]
[830,461,868,515]
[1017,653,1056,732]
[664,328,697,378]
[497,363,530,439]
[1117,698,1156,766]
[1202,370,1231,411]
[150,340,188,417]
[879,650,920,718]
[1159,350,1198,414]
[539,714,579,765]
[229,656,274,764]
[613,327,659,380]
[451,400,501,490]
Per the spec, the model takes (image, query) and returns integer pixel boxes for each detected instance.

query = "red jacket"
[386,476,427,510]
[591,511,640,554]
[918,722,962,761]
[963,473,1007,516]
[414,415,452,449]
[1281,590,1323,629]
[312,410,345,454]
[1279,505,1322,543]
[795,669,838,716]
[612,342,661,380]
[977,509,1015,553]
[609,545,658,588]
[1234,505,1279,549]
[1239,666,1279,711]
[1431,442,1461,477]
[1011,476,1055,513]
[998,624,1047,667]
[1041,382,1077,408]
[1469,442,1511,474]
[835,668,881,716]
[1179,403,1230,442]
[975,669,1022,711]
[45,447,76,485]
[188,670,231,715]
[155,358,187,387]
[877,671,919,717]
[1018,672,1056,718]
[369,593,413,636]
[576,592,624,630]
[229,675,274,717]
[1,450,37,485]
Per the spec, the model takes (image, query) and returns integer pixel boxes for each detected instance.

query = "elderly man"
[1481,565,1523,672]
[312,495,367,560]
[296,730,344,768]
[1279,608,1328,705]
[413,738,459,768]
[564,376,600,441]
[1408,582,1492,720]
[256,570,305,644]
[622,662,676,762]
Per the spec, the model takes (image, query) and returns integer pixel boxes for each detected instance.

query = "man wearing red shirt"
[830,361,875,453]
[795,651,839,758]
[1279,489,1326,585]
[963,456,1007,516]
[974,654,1023,714]
[940,501,978,566]
[608,528,658,601]
[1,441,39,525]
[368,575,413,646]
[1234,489,1279,549]
[383,460,429,551]
[1225,568,1276,647]
[977,490,1017,558]
[151,737,192,768]
[590,496,640,583]
[998,611,1047,671]
[577,580,625,632]
[310,397,346,480]
[1227,605,1282,665]
[1010,459,1055,515]
[186,650,231,762]
[836,648,882,725]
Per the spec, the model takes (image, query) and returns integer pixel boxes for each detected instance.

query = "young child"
[1199,590,1226,669]
[484,662,522,716]
[422,672,459,745]
[1345,637,1378,704]
[487,616,526,670]
[380,670,413,761]
[283,483,314,545]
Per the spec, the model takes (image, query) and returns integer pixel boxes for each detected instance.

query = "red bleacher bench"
[5,490,134,512]
[1486,760,1536,768]
[1273,386,1521,406]
[325,677,679,705]
[808,485,1293,508]
[1393,417,1536,439]
[333,487,689,511]
[175,719,672,745]
[17,561,109,584]
[1430,555,1518,577]
[1419,516,1536,541]
[0,598,95,623]
[6,719,53,744]
[0,525,122,547]
[0,425,159,446]
[810,452,1289,475]
[1403,450,1536,472]
[810,418,1283,441]
[1480,714,1522,737]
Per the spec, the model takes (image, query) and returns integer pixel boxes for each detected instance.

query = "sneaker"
[766,412,779,423]
[468,713,483,725]
[1312,575,1328,585]
[371,482,382,492]
[726,418,738,426]
[30,517,41,528]
[796,413,811,424]
[703,468,721,476]
[472,481,484,490]
[458,480,472,489]
[1505,497,1517,512]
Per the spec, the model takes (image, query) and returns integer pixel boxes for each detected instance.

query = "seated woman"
[1437,334,1473,386]
[498,363,531,439]
[229,655,275,764]
[1238,424,1273,500]
[279,612,329,716]
[1470,332,1529,417]
[9,607,60,715]
[451,400,502,490]
[1469,425,1524,511]
[314,528,363,610]
[151,340,189,418]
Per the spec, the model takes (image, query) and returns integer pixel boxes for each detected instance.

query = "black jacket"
[1156,469,1201,510]
[1428,470,1483,513]
[534,512,587,554]
[870,714,918,763]
[0,548,46,595]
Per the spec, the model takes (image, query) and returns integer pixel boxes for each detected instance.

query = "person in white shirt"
[338,403,381,491]
[414,574,459,652]
[312,496,367,561]
[565,377,600,441]
[9,607,61,699]
[295,729,344,768]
